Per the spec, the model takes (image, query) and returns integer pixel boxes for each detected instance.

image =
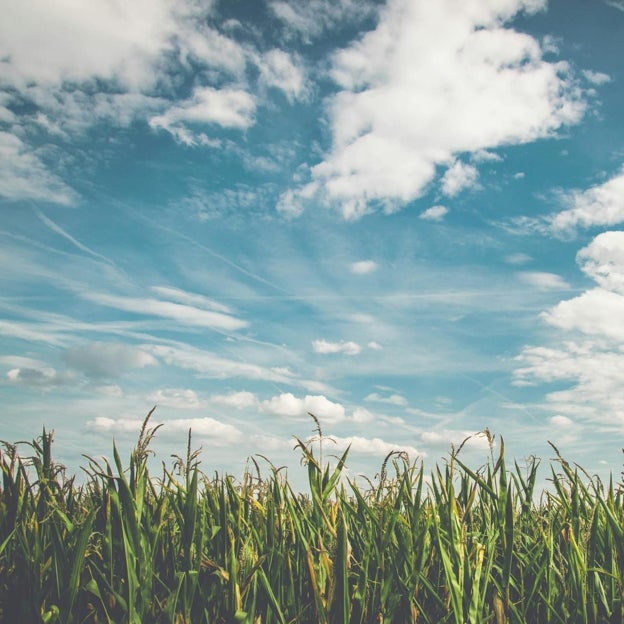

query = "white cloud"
[0,0,179,90]
[365,392,408,406]
[210,391,258,409]
[576,231,624,294]
[420,429,493,451]
[441,161,480,197]
[146,388,202,409]
[367,341,383,351]
[514,340,624,425]
[258,49,307,102]
[548,169,624,234]
[312,339,362,355]
[550,415,573,427]
[6,366,73,388]
[331,435,421,458]
[350,260,378,274]
[514,230,624,426]
[419,205,449,221]
[0,320,67,347]
[518,271,570,290]
[284,0,586,219]
[149,87,256,145]
[543,288,624,341]
[150,287,233,314]
[276,182,318,218]
[268,0,375,42]
[64,342,157,379]
[84,292,247,330]
[163,417,242,442]
[145,344,301,386]
[262,393,347,423]
[0,132,76,204]
[582,69,611,85]
[0,355,47,369]
[87,415,243,443]
[87,416,147,434]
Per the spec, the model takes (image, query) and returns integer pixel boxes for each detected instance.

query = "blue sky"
[2,0,624,485]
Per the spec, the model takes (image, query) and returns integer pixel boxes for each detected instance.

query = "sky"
[2,0,624,487]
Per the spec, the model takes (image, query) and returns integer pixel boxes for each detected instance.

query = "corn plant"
[1,412,623,623]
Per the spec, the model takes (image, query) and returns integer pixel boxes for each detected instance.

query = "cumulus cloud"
[543,289,624,341]
[210,391,258,409]
[350,260,378,274]
[262,392,347,423]
[331,435,421,458]
[576,231,624,293]
[582,69,610,85]
[87,415,243,443]
[420,429,493,451]
[441,161,480,197]
[0,0,181,90]
[281,0,587,219]
[64,342,157,379]
[547,169,624,235]
[514,230,624,425]
[518,271,570,290]
[312,339,362,355]
[419,205,449,221]
[6,366,73,388]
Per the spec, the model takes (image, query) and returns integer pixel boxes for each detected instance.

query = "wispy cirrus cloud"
[517,271,570,291]
[83,292,247,331]
[365,392,408,406]
[312,339,362,355]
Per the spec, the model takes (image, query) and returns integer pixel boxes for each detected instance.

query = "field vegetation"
[0,410,623,623]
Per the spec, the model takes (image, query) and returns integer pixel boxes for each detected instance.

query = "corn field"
[1,411,623,623]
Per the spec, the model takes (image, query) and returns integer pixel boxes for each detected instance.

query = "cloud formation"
[518,271,570,290]
[84,293,247,330]
[312,339,362,355]
[283,0,587,219]
[515,230,624,426]
[64,342,157,379]
[548,170,624,234]
[419,205,449,221]
[149,87,256,145]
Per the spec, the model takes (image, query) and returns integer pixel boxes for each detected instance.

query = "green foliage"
[0,412,623,623]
